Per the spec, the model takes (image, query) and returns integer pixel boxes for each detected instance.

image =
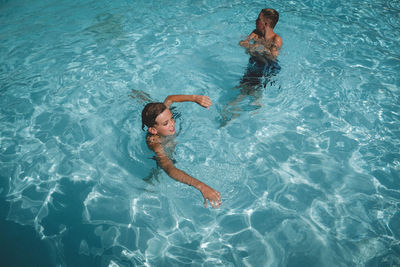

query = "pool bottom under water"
[1,0,400,266]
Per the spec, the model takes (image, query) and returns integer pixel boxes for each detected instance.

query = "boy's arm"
[270,34,282,58]
[239,32,257,48]
[148,136,221,208]
[163,95,212,109]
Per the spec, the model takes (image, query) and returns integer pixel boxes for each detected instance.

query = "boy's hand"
[195,95,212,109]
[200,184,221,208]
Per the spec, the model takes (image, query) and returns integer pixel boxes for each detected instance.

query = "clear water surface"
[1,0,400,266]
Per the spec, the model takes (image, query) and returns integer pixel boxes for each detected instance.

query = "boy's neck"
[264,27,275,40]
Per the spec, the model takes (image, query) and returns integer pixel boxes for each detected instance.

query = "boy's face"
[256,14,266,32]
[150,108,175,136]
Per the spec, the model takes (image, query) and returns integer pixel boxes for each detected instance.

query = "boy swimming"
[239,8,282,63]
[219,8,283,126]
[141,95,221,208]
[239,8,282,88]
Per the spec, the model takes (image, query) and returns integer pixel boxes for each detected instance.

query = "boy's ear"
[148,127,157,135]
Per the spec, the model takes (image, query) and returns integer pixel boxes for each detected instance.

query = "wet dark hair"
[260,8,279,29]
[141,102,167,130]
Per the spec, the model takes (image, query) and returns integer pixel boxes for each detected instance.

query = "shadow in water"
[0,197,53,267]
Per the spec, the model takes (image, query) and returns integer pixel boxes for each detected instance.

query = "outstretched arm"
[163,95,212,109]
[147,136,221,208]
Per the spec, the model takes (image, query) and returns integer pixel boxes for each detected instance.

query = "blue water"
[1,0,400,266]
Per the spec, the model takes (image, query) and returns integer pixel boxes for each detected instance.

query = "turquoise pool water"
[1,0,400,266]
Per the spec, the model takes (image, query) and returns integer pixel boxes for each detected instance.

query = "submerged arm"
[147,136,221,208]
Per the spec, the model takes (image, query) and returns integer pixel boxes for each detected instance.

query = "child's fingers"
[203,189,221,209]
[209,199,216,209]
[209,195,221,209]
[201,96,212,108]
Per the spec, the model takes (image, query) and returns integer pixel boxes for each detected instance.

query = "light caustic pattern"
[1,0,399,266]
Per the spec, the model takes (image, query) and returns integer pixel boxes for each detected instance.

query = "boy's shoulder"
[273,33,282,48]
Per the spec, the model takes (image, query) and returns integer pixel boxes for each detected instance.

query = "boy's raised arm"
[164,95,212,109]
[148,136,221,208]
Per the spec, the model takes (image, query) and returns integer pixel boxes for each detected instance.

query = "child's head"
[257,8,279,29]
[141,103,175,136]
